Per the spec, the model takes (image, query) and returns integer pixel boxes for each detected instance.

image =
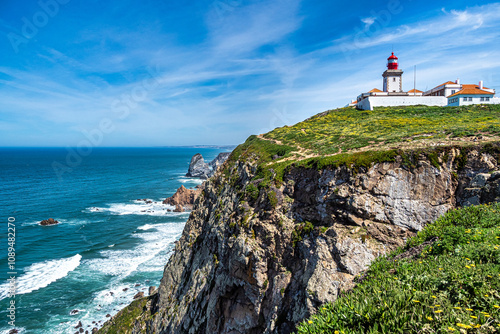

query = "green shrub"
[268,190,278,209]
[246,183,259,201]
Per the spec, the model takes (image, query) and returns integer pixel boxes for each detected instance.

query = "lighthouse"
[382,52,403,93]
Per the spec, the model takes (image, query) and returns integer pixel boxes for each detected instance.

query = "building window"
[463,97,467,101]
[481,97,485,101]
[393,78,396,82]
[469,97,473,101]
[451,90,456,94]
[486,97,490,101]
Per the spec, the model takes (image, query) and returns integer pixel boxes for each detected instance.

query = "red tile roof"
[462,84,491,90]
[369,88,383,93]
[408,89,423,93]
[448,86,494,98]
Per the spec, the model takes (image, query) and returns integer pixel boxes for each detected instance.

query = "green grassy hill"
[264,104,500,157]
[296,203,500,333]
[230,104,500,187]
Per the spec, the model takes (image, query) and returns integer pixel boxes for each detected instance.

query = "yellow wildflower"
[308,320,313,324]
[413,300,420,303]
[432,295,437,299]
[335,331,339,334]
[447,327,456,331]
[494,305,500,308]
[485,294,488,297]
[457,323,472,329]
[474,324,481,328]
[427,316,433,321]
[470,315,477,319]
[435,310,443,313]
[465,265,471,269]
[453,307,461,310]
[434,305,441,307]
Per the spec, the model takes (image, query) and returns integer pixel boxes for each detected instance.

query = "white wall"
[357,96,448,110]
[448,95,496,106]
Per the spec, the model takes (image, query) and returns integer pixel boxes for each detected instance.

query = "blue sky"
[1,0,500,147]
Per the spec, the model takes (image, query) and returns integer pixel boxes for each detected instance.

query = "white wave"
[86,200,190,217]
[0,254,82,300]
[137,224,156,231]
[178,176,204,185]
[85,222,184,276]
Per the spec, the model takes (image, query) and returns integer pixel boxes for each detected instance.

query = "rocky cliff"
[99,105,500,334]
[100,145,499,334]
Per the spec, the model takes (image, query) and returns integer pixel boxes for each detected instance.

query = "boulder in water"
[40,218,59,226]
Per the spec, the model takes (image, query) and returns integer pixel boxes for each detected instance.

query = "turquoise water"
[0,147,226,333]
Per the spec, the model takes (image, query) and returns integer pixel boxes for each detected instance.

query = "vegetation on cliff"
[230,104,500,189]
[264,104,500,156]
[296,203,500,333]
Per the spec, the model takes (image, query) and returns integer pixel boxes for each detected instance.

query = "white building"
[447,83,496,106]
[354,53,498,110]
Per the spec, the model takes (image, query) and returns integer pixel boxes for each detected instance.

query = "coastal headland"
[98,104,500,333]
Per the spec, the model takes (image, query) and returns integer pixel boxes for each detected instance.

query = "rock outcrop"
[40,218,59,226]
[99,144,500,334]
[209,152,231,171]
[186,152,230,179]
[163,185,203,211]
[459,171,500,206]
[186,153,211,179]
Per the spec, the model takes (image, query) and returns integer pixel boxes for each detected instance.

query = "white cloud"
[361,16,376,28]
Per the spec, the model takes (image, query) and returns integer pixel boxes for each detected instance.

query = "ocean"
[0,147,228,333]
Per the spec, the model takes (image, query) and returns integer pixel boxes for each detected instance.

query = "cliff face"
[117,145,499,334]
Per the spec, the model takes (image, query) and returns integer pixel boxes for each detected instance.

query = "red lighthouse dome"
[387,52,399,70]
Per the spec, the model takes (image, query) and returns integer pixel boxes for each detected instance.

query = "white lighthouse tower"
[382,52,403,93]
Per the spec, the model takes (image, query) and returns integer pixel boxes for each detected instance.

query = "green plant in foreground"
[296,203,500,333]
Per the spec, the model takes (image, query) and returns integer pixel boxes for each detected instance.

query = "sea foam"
[85,222,184,276]
[87,200,188,216]
[0,254,82,300]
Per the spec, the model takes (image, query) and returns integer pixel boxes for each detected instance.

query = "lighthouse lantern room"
[382,52,403,93]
